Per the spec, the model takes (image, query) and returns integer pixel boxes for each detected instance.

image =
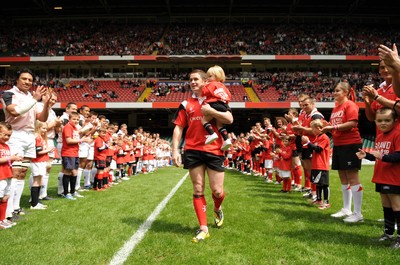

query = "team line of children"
[0,108,171,229]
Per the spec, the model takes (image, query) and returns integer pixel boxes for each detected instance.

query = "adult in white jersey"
[1,68,50,220]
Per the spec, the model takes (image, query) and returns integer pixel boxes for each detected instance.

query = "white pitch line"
[109,172,189,265]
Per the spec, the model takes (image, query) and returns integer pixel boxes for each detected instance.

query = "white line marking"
[109,172,189,265]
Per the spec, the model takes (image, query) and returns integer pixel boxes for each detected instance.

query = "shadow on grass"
[120,216,194,235]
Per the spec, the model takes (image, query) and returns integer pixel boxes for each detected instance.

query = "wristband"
[374,95,380,101]
[79,139,83,144]
[334,124,339,130]
[14,98,37,115]
[7,158,12,167]
[303,141,310,147]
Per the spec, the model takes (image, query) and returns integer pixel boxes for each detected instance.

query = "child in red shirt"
[30,121,54,209]
[274,138,293,193]
[201,65,233,151]
[61,112,90,199]
[0,122,22,229]
[302,119,331,210]
[356,108,400,248]
[93,128,109,191]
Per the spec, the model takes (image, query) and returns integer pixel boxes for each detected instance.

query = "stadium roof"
[2,0,400,24]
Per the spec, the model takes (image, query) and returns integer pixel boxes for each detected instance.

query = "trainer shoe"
[331,208,352,218]
[221,139,232,151]
[2,219,17,227]
[377,233,395,242]
[62,194,77,200]
[0,220,12,229]
[72,192,84,198]
[205,133,218,145]
[30,204,47,210]
[37,203,48,208]
[391,239,400,249]
[40,196,55,200]
[14,208,26,216]
[318,203,331,210]
[343,212,364,223]
[302,191,312,198]
[214,209,224,228]
[192,229,210,243]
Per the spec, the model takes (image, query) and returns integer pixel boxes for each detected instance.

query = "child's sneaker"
[221,139,232,151]
[318,203,331,210]
[205,132,218,145]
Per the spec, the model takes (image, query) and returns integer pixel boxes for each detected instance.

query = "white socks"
[342,184,352,211]
[351,184,363,215]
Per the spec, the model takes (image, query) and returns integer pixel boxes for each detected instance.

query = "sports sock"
[40,174,49,199]
[14,179,25,211]
[204,123,215,135]
[76,168,83,190]
[342,184,352,211]
[0,200,7,220]
[62,175,71,195]
[383,207,395,236]
[83,169,91,187]
[323,185,330,203]
[58,172,64,195]
[31,186,40,207]
[193,195,207,226]
[350,184,363,214]
[218,127,228,140]
[212,192,225,211]
[70,176,77,194]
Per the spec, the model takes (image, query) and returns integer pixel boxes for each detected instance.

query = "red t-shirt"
[61,122,80,157]
[371,84,397,112]
[279,145,293,171]
[372,127,400,186]
[32,136,49,163]
[0,142,12,180]
[330,100,362,146]
[174,97,224,156]
[201,81,232,104]
[311,133,331,171]
[94,136,108,161]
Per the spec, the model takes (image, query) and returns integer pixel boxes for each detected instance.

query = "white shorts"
[0,178,12,197]
[110,160,117,170]
[280,169,291,179]
[31,161,47,177]
[264,159,273,169]
[7,130,36,158]
[79,143,90,158]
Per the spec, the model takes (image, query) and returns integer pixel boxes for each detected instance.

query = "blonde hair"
[335,81,351,96]
[207,65,226,83]
[310,119,324,129]
[35,120,48,142]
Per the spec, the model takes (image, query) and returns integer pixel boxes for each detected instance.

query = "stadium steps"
[137,87,153,102]
[245,87,260,102]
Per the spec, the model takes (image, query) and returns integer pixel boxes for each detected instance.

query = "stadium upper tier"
[0,23,398,57]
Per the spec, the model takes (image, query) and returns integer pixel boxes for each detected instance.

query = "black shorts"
[208,101,231,113]
[331,144,362,170]
[375,183,400,194]
[311,170,329,186]
[301,147,312,160]
[62,156,79,171]
[183,149,225,172]
[95,160,107,170]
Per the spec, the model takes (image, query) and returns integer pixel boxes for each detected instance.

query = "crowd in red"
[0,22,398,56]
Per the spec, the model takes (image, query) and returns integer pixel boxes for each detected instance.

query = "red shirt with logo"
[174,97,224,156]
[310,133,331,171]
[330,100,362,146]
[0,142,12,180]
[201,81,232,104]
[372,127,400,186]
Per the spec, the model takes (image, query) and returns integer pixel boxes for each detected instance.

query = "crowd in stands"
[1,22,399,56]
[253,71,382,102]
[0,69,385,103]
